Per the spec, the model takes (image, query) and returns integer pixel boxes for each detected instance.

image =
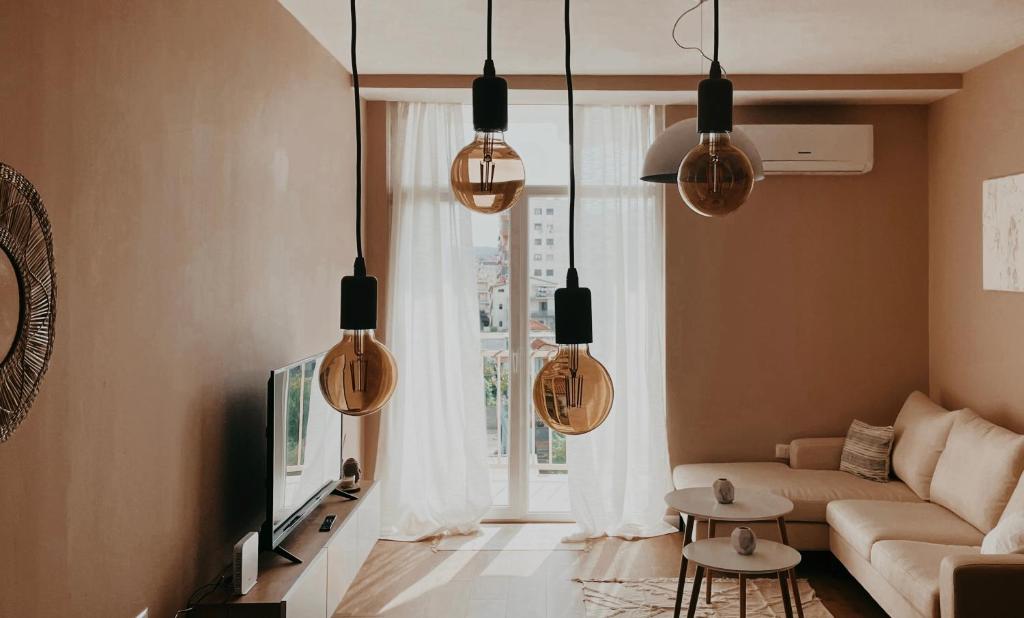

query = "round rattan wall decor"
[0,163,56,442]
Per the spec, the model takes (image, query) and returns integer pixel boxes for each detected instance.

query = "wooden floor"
[334,525,886,617]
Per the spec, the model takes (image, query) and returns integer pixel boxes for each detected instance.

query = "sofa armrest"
[939,553,1024,617]
[788,437,845,470]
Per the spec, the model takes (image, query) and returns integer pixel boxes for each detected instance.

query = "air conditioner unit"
[737,124,873,175]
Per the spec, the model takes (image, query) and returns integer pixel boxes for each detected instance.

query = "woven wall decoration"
[0,163,56,442]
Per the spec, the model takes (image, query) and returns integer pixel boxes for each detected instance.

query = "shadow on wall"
[194,383,267,575]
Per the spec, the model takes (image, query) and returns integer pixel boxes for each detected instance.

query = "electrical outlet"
[134,609,148,618]
[775,444,790,459]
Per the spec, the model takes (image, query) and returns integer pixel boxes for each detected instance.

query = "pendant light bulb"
[450,130,525,214]
[678,132,754,217]
[451,0,525,214]
[676,0,754,217]
[533,343,614,435]
[319,0,397,417]
[320,328,397,416]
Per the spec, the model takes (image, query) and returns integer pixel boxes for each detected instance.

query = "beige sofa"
[673,392,1024,617]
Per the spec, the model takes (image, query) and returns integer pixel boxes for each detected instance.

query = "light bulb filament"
[563,345,584,409]
[479,133,496,191]
[347,331,368,393]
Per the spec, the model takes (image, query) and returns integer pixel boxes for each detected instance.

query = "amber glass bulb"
[677,132,754,217]
[450,131,526,214]
[319,329,397,416]
[532,344,614,435]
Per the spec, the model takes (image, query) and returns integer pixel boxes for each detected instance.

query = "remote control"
[319,514,336,532]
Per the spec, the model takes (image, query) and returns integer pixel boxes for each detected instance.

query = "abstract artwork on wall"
[983,172,1024,292]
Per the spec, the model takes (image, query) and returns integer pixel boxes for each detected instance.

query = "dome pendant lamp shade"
[450,0,525,214]
[676,0,754,217]
[641,118,763,183]
[532,0,614,437]
[319,0,398,417]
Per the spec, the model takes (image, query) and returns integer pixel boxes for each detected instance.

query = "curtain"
[377,102,491,541]
[566,105,674,540]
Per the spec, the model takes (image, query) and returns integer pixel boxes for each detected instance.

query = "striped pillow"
[840,419,895,482]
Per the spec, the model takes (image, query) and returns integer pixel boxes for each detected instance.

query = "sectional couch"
[672,392,1024,617]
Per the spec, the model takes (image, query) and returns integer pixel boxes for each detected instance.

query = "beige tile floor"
[334,524,885,618]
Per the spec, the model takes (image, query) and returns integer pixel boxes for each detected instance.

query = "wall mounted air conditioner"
[737,124,874,175]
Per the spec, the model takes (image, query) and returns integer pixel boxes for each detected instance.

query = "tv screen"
[263,352,341,551]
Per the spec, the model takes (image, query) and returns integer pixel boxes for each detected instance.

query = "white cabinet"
[356,483,381,565]
[326,515,359,611]
[283,552,327,618]
[325,482,380,616]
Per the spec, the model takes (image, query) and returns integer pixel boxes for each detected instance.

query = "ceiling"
[280,0,1024,76]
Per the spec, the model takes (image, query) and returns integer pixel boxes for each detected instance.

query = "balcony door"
[470,106,573,521]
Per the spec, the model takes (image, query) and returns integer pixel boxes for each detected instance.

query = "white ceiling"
[280,0,1024,76]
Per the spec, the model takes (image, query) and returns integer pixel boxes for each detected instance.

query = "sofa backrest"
[930,409,1024,532]
[891,391,955,500]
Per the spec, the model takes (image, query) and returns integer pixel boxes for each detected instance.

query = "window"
[533,238,541,245]
[533,223,542,232]
[533,208,542,215]
[547,225,554,233]
[534,269,542,276]
[546,239,554,246]
[546,254,554,261]
[533,254,542,261]
[546,269,554,276]
[546,208,554,215]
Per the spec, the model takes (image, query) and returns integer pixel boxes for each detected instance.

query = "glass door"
[468,106,573,521]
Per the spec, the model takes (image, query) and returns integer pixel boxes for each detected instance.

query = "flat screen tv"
[261,352,343,563]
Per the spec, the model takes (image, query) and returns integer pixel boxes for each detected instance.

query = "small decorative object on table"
[341,457,362,492]
[731,526,757,555]
[712,477,735,504]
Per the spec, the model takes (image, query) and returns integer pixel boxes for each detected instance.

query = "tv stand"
[194,481,380,617]
[271,544,302,564]
[331,487,359,501]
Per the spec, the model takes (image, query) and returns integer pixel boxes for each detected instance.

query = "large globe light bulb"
[677,132,754,217]
[532,343,614,436]
[450,131,525,214]
[319,329,397,416]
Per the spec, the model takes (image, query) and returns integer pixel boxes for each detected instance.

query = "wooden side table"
[664,487,803,618]
[682,537,802,618]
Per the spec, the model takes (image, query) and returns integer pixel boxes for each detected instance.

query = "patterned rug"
[575,577,834,617]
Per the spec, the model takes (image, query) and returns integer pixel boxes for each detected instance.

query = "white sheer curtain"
[566,105,674,540]
[377,102,491,541]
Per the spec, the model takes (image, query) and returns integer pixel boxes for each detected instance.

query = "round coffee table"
[664,487,802,618]
[682,537,802,618]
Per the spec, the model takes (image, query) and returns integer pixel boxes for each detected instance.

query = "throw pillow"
[930,409,1024,533]
[840,419,895,482]
[982,513,1024,554]
[891,391,955,499]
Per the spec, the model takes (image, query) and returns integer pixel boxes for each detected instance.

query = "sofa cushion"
[840,419,895,482]
[827,500,984,560]
[982,513,1024,554]
[871,540,980,618]
[892,391,955,500]
[673,462,921,523]
[930,409,1024,532]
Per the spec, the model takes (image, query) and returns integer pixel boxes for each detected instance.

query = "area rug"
[575,577,833,617]
[432,523,587,551]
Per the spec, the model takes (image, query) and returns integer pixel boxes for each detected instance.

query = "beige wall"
[665,105,931,465]
[928,44,1024,432]
[0,2,358,616]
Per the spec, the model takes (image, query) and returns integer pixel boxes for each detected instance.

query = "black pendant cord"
[713,0,719,65]
[351,0,364,268]
[565,0,576,275]
[486,0,493,62]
